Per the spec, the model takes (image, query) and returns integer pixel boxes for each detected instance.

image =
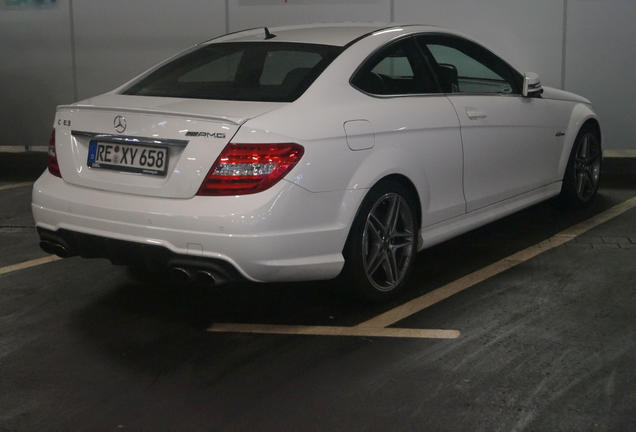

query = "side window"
[351,38,437,95]
[371,52,414,78]
[419,36,522,95]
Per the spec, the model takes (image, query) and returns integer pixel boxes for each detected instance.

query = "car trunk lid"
[55,95,283,198]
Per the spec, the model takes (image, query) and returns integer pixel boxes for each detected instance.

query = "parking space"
[1,154,635,431]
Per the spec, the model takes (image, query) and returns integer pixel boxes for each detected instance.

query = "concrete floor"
[1,153,635,431]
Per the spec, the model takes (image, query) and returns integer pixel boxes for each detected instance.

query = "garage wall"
[565,0,636,154]
[73,0,227,100]
[0,0,74,150]
[394,0,564,89]
[229,0,390,30]
[1,0,635,150]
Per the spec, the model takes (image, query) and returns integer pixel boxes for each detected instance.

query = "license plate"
[87,141,168,176]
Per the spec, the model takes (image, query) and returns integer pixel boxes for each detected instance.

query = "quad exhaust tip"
[195,270,216,286]
[170,267,217,287]
[170,266,193,283]
[39,240,73,258]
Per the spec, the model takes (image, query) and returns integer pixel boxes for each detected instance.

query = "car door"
[350,37,466,227]
[417,35,563,212]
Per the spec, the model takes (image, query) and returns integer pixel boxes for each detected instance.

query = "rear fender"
[230,125,429,245]
[343,145,430,227]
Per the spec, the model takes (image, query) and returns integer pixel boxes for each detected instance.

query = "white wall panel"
[73,0,226,100]
[1,1,635,151]
[565,0,636,150]
[394,0,564,88]
[0,1,74,148]
[229,0,390,31]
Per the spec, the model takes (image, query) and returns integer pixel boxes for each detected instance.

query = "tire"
[341,180,418,302]
[559,127,602,207]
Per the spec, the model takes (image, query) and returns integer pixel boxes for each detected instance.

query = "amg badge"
[185,131,226,139]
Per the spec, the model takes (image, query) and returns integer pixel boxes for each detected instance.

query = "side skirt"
[417,182,563,251]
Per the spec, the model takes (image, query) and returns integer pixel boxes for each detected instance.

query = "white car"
[33,24,602,301]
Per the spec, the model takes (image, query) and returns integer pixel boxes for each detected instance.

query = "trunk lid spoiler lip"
[56,104,244,126]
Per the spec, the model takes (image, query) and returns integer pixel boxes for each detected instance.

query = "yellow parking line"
[357,195,636,328]
[0,255,61,277]
[0,182,33,191]
[208,323,460,339]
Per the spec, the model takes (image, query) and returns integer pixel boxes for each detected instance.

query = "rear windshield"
[124,42,343,102]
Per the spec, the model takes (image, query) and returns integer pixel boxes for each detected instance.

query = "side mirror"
[522,72,543,97]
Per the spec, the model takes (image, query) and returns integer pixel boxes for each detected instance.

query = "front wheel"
[342,181,418,302]
[560,128,602,206]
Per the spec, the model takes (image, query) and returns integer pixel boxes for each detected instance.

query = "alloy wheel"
[574,133,601,202]
[361,193,415,292]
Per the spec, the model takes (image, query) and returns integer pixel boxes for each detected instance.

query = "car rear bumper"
[32,171,366,282]
[37,227,245,285]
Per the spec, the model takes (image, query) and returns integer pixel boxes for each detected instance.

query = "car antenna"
[264,27,276,40]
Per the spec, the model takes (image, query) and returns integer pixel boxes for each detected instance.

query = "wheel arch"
[342,173,423,255]
[375,174,422,229]
[558,104,602,176]
[582,117,602,142]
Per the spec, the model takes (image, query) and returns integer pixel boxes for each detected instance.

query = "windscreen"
[124,42,343,102]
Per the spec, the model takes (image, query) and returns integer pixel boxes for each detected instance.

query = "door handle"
[466,109,487,120]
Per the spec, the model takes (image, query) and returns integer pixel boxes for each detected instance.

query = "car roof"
[208,23,445,47]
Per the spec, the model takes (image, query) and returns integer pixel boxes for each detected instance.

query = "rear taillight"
[197,143,304,196]
[47,128,61,178]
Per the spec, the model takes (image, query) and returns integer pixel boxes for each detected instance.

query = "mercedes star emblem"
[113,115,127,134]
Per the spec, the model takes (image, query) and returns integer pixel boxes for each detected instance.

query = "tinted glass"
[371,48,415,78]
[352,39,437,95]
[428,45,504,81]
[259,50,323,85]
[178,51,242,83]
[419,36,522,95]
[125,42,343,102]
